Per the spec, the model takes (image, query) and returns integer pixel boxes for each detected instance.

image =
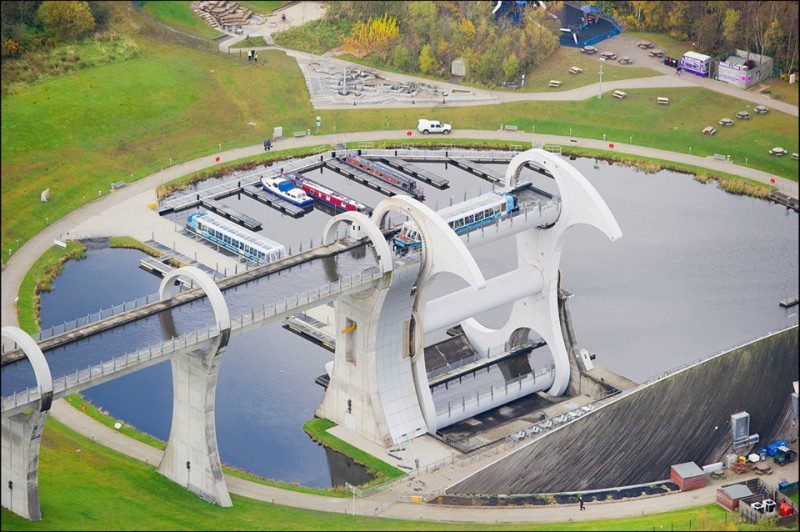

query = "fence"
[426,339,541,382]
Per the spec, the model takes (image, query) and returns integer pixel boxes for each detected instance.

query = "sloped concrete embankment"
[450,326,799,495]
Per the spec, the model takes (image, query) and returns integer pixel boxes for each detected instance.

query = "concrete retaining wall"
[450,326,799,494]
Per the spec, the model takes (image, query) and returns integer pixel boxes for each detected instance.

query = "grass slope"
[139,1,223,39]
[304,418,405,486]
[2,7,796,261]
[0,418,768,531]
[273,18,352,55]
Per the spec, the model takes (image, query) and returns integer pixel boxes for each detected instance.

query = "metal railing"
[161,153,327,211]
[3,322,219,413]
[426,339,541,382]
[438,363,555,421]
[3,266,385,413]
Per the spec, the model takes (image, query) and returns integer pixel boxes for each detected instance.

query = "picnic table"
[612,90,627,99]
[735,111,751,119]
[568,66,583,74]
[656,96,670,105]
[769,147,787,156]
[548,80,562,88]
[719,118,734,126]
[600,51,617,60]
[618,57,632,65]
[702,126,716,136]
[754,105,770,114]
[637,41,653,49]
[649,49,665,58]
[581,45,597,55]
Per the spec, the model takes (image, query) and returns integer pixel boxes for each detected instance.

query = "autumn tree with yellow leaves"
[342,14,399,62]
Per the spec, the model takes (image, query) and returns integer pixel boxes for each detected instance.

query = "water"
[4,154,797,486]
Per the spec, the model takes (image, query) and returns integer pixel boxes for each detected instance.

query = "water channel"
[3,154,797,488]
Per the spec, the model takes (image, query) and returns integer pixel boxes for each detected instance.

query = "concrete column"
[158,335,231,507]
[1,410,48,521]
[157,267,232,507]
[1,326,53,522]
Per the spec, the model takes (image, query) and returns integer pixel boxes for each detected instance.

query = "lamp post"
[598,64,603,99]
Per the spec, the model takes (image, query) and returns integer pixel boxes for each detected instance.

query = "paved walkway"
[219,1,326,51]
[2,129,796,330]
[48,399,799,523]
[243,42,799,116]
[4,128,798,523]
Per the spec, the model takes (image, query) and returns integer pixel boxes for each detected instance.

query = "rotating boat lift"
[317,148,621,445]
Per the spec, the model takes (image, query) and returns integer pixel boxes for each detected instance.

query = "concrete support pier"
[156,267,232,507]
[1,326,53,521]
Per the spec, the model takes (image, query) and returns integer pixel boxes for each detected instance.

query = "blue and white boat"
[393,191,517,251]
[261,175,314,207]
[187,211,284,264]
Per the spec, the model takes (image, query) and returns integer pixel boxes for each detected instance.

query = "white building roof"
[683,51,711,62]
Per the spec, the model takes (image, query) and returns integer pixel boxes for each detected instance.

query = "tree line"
[328,1,560,85]
[1,1,110,59]
[599,1,798,73]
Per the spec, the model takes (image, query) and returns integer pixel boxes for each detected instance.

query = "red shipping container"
[670,462,707,492]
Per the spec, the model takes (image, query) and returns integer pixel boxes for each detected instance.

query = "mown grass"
[304,418,405,487]
[15,242,86,335]
[517,46,660,92]
[139,1,223,39]
[107,235,184,267]
[273,17,352,55]
[3,3,796,263]
[759,79,800,107]
[238,1,289,15]
[623,31,694,60]
[1,418,782,530]
[345,138,533,151]
[229,36,268,49]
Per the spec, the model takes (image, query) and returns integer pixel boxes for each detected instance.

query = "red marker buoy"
[215,156,221,162]
[407,131,412,136]
[770,178,775,184]
[609,143,614,149]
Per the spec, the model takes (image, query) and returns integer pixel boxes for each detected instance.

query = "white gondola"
[188,211,284,264]
[393,191,517,251]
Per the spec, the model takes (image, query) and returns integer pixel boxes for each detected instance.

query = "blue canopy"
[581,5,601,15]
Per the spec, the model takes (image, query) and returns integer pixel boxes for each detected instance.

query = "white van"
[417,119,452,135]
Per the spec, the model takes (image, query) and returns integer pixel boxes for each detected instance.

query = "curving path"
[2,130,797,523]
[2,129,796,329]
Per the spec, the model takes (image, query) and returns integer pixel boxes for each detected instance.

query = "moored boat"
[261,175,314,207]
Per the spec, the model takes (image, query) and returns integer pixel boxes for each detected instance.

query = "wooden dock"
[767,191,799,212]
[378,157,450,189]
[324,159,399,197]
[201,199,262,230]
[241,185,310,218]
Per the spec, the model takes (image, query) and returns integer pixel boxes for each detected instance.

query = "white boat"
[261,175,313,207]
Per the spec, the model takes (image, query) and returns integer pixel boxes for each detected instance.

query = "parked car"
[418,119,452,135]
[618,56,632,65]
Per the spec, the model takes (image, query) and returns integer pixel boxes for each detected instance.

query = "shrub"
[37,1,96,42]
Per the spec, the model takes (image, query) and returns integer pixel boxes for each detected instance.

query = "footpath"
[2,129,796,331]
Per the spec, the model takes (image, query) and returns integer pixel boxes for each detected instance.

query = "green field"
[0,418,773,531]
[230,36,268,49]
[760,79,800,107]
[2,4,797,264]
[238,1,290,14]
[139,1,223,39]
[273,17,352,55]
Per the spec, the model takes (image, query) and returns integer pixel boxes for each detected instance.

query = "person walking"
[263,139,271,151]
[579,495,585,511]
[253,51,258,63]
[247,49,252,61]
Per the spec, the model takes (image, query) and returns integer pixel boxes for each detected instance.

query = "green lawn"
[0,418,773,531]
[230,36,269,49]
[517,46,660,92]
[238,1,290,14]
[624,31,695,60]
[139,1,223,39]
[760,79,800,107]
[273,18,352,55]
[304,418,405,487]
[2,4,797,264]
